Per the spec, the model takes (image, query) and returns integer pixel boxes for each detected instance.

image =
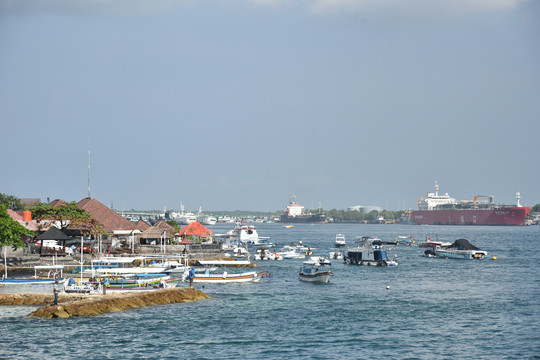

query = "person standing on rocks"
[188,266,195,287]
[53,280,59,305]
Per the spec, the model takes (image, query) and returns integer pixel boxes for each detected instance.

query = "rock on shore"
[0,288,210,318]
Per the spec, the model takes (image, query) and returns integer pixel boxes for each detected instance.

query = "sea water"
[1,223,539,359]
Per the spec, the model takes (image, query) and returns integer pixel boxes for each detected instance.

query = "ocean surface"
[1,223,539,359]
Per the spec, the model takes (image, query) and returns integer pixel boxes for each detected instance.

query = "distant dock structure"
[117,210,164,224]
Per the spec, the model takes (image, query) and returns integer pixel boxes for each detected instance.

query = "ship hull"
[279,214,327,224]
[410,207,531,226]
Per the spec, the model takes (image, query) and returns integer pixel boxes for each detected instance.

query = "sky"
[1,0,539,212]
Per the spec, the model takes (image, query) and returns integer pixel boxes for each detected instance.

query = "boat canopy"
[447,239,481,250]
[196,260,251,266]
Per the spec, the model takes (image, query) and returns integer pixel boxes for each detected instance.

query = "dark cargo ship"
[279,195,327,224]
[410,182,531,226]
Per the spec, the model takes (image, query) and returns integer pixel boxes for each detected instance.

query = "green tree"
[0,193,24,211]
[532,204,540,213]
[0,205,33,249]
[166,220,182,234]
[31,202,105,236]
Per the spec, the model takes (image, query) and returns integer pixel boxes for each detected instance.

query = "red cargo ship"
[410,182,532,226]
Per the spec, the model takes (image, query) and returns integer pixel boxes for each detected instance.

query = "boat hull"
[192,271,266,283]
[434,249,488,260]
[0,278,60,285]
[299,272,334,283]
[279,214,327,224]
[410,207,531,226]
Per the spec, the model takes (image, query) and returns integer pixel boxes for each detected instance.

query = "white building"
[347,205,383,213]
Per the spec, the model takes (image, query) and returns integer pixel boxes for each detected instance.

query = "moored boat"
[433,239,488,260]
[279,195,327,224]
[188,270,267,284]
[1,265,65,285]
[334,234,346,248]
[299,256,334,283]
[417,234,451,248]
[344,237,398,266]
[395,236,415,246]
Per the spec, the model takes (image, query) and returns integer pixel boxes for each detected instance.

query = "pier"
[0,287,210,318]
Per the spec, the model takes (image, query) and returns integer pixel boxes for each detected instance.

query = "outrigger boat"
[184,260,267,284]
[1,265,65,285]
[186,270,267,284]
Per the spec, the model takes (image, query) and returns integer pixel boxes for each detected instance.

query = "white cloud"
[241,0,529,19]
[308,0,528,17]
[0,0,193,16]
[0,0,530,18]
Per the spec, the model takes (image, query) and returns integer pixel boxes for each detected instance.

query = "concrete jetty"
[0,287,210,318]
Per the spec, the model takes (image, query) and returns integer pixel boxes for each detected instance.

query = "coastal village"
[0,196,227,318]
[1,192,539,319]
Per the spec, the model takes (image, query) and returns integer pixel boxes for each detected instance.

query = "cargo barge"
[279,195,327,224]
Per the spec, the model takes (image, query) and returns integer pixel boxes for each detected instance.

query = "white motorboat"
[395,236,415,246]
[418,234,451,248]
[299,257,334,283]
[334,234,346,248]
[278,242,314,258]
[329,251,343,260]
[226,222,270,245]
[344,236,398,266]
[253,248,283,261]
[63,277,101,294]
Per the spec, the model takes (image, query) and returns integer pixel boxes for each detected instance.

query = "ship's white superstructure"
[418,181,457,210]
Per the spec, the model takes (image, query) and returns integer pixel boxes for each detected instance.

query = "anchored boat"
[432,238,488,260]
[299,257,334,283]
[410,181,532,226]
[344,237,398,267]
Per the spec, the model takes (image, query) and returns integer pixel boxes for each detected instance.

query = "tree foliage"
[532,204,540,213]
[0,205,33,249]
[322,209,405,222]
[165,220,182,234]
[0,193,25,211]
[31,202,105,236]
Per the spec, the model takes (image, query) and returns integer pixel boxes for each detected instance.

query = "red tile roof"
[77,197,136,232]
[178,222,214,237]
[134,219,151,231]
[154,220,175,232]
[7,209,23,221]
[48,199,67,208]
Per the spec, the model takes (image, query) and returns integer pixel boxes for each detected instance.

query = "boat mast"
[88,141,91,198]
[80,236,84,285]
[3,246,7,280]
[516,190,522,207]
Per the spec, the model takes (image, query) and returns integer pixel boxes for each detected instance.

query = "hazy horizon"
[2,0,539,211]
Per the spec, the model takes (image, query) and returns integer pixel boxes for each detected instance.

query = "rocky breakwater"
[0,288,210,318]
